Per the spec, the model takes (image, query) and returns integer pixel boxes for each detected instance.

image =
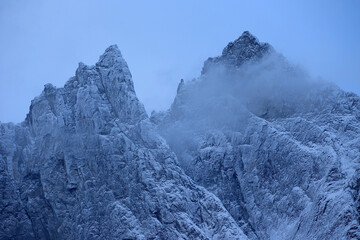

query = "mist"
[154,51,334,168]
[166,53,315,126]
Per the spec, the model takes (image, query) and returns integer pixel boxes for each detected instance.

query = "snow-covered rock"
[152,31,360,239]
[1,31,359,240]
[0,45,247,239]
[202,31,273,75]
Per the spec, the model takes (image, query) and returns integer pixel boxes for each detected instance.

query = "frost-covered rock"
[153,31,360,239]
[1,31,359,240]
[0,45,247,239]
[202,31,273,74]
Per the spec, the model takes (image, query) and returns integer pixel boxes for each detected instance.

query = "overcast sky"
[0,0,359,123]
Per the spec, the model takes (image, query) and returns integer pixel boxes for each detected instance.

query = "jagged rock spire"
[96,44,124,68]
[221,31,272,59]
[202,31,273,74]
[27,44,147,132]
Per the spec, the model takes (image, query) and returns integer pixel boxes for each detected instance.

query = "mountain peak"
[232,30,258,44]
[202,31,273,74]
[105,44,120,52]
[96,44,124,68]
[222,31,271,57]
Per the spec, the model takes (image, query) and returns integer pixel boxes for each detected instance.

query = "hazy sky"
[0,0,359,123]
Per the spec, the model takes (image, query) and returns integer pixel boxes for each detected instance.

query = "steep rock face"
[0,46,247,239]
[152,32,360,239]
[0,123,34,239]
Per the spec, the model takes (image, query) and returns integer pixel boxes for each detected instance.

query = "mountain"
[0,45,247,239]
[151,32,360,239]
[1,32,359,240]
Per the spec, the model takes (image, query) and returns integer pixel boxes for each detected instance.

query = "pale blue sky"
[0,0,359,123]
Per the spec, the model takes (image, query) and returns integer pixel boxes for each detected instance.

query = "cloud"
[154,52,324,163]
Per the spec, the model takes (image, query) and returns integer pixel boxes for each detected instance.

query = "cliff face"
[1,32,360,240]
[152,32,360,239]
[0,45,247,240]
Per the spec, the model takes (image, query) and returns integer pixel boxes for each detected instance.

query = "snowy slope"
[152,32,360,239]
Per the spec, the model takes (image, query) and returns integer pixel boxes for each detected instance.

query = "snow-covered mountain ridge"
[0,45,247,240]
[152,31,360,239]
[1,31,359,239]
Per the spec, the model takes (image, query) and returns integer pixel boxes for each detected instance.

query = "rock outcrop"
[0,45,247,239]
